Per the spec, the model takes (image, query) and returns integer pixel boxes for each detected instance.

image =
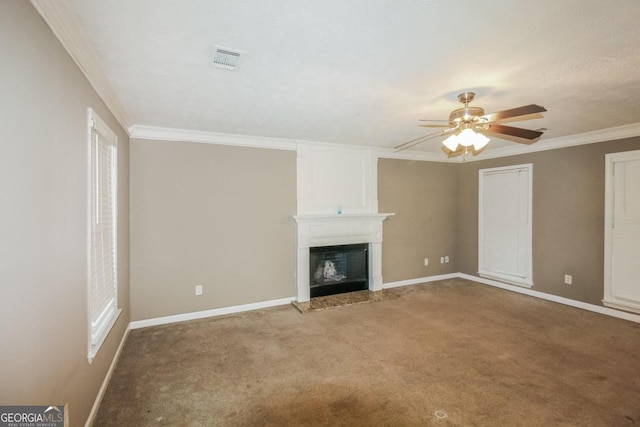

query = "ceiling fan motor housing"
[449,106,486,127]
[448,92,487,128]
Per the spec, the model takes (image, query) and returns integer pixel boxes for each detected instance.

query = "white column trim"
[129,125,297,151]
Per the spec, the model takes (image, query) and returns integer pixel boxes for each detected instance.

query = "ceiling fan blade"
[418,119,449,122]
[418,123,451,128]
[485,124,544,143]
[394,129,453,152]
[481,104,547,123]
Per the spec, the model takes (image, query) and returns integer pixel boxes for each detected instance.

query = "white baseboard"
[382,273,459,289]
[85,324,131,427]
[129,297,296,330]
[130,274,640,329]
[459,273,640,324]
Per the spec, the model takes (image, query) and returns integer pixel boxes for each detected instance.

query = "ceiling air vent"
[211,46,243,71]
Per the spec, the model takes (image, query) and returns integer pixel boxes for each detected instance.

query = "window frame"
[87,108,121,363]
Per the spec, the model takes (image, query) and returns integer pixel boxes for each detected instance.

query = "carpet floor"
[94,279,640,426]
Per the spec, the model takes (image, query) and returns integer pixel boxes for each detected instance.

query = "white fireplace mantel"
[292,213,394,302]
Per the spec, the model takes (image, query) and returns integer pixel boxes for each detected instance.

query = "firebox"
[309,243,368,298]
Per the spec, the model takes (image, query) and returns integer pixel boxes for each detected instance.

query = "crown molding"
[473,122,640,161]
[374,147,459,162]
[30,0,132,131]
[130,121,640,161]
[129,125,298,151]
[129,125,462,161]
[373,122,640,162]
[384,122,640,163]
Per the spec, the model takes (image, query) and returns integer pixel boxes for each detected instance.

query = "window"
[87,109,120,362]
[479,164,533,288]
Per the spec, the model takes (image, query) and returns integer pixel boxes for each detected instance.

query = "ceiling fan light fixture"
[443,133,460,151]
[458,128,477,147]
[472,133,490,151]
[442,128,490,152]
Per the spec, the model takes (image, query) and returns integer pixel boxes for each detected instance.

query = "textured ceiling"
[64,0,640,154]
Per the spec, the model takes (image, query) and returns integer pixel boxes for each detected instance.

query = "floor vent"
[211,47,243,71]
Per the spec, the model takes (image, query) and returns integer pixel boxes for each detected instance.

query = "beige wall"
[378,159,459,282]
[458,137,640,305]
[130,140,296,320]
[0,2,130,426]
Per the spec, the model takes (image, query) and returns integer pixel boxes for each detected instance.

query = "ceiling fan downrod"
[458,91,475,106]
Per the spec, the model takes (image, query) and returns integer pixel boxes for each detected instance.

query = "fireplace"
[310,244,368,298]
[292,213,394,302]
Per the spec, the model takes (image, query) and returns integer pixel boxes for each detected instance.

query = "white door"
[604,150,640,314]
[478,164,533,288]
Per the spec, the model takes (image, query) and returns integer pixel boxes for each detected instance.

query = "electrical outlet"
[195,284,203,295]
[424,258,429,266]
[444,256,450,263]
[564,275,572,285]
[440,257,444,264]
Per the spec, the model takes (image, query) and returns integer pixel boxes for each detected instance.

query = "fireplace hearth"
[310,244,368,298]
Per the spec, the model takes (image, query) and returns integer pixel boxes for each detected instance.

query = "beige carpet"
[94,279,640,426]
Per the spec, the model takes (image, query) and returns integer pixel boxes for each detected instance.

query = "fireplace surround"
[292,213,394,302]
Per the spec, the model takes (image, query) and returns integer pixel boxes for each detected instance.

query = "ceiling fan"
[395,92,547,157]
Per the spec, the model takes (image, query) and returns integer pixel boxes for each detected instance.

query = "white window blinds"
[88,109,119,361]
[479,164,533,287]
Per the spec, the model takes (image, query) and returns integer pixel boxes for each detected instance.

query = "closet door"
[479,164,533,287]
[604,150,640,313]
